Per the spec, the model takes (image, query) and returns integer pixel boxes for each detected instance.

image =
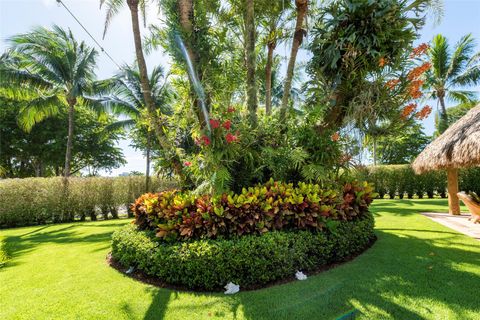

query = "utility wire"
[55,0,122,69]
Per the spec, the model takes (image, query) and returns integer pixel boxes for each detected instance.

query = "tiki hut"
[412,104,480,215]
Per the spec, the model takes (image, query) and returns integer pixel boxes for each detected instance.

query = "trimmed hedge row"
[355,165,480,199]
[132,180,376,241]
[111,211,375,290]
[0,176,177,228]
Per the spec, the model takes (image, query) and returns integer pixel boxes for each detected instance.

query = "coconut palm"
[425,34,480,133]
[280,0,308,119]
[0,25,98,178]
[100,0,183,175]
[97,65,172,191]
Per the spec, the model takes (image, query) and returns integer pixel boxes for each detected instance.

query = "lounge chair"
[457,192,480,223]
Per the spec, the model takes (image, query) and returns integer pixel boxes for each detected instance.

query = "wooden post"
[447,168,460,215]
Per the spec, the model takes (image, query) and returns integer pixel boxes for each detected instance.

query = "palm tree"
[97,65,172,191]
[0,25,98,178]
[258,0,292,115]
[425,34,480,133]
[245,0,258,125]
[280,0,308,119]
[100,0,183,176]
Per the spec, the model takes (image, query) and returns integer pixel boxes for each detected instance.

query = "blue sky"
[1,0,479,175]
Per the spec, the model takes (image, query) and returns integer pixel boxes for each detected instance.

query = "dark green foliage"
[357,165,480,199]
[0,99,125,178]
[111,212,375,290]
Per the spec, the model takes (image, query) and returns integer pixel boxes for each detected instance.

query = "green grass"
[1,199,479,320]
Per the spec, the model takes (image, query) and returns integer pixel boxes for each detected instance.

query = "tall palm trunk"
[245,0,258,125]
[438,92,449,134]
[145,131,151,192]
[280,0,308,119]
[177,0,208,128]
[265,40,275,115]
[64,98,76,178]
[127,0,183,177]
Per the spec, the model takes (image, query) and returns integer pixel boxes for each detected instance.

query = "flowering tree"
[181,106,242,194]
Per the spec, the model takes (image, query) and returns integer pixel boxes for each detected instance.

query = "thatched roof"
[412,104,480,173]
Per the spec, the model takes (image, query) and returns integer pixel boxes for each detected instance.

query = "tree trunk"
[145,131,151,192]
[265,41,275,115]
[64,98,76,178]
[280,0,308,119]
[373,137,377,166]
[245,0,258,125]
[127,0,183,177]
[438,93,449,134]
[177,0,208,128]
[447,168,460,215]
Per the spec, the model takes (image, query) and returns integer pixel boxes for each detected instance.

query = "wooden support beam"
[447,168,460,215]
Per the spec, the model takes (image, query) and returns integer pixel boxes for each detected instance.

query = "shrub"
[111,211,375,290]
[353,164,480,199]
[131,180,376,241]
[0,176,178,228]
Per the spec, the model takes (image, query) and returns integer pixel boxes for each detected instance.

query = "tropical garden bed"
[110,180,376,291]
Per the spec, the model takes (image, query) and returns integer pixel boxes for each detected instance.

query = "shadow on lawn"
[139,228,480,319]
[0,224,114,270]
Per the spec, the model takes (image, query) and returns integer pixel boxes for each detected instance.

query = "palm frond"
[430,34,450,81]
[18,95,64,132]
[100,0,125,39]
[446,90,477,104]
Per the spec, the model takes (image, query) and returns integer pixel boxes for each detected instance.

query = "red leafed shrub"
[131,180,376,241]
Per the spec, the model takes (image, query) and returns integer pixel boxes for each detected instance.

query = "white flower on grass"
[295,271,307,280]
[224,282,240,294]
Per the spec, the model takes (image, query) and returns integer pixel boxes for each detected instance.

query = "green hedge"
[355,165,480,199]
[111,211,375,291]
[0,176,177,228]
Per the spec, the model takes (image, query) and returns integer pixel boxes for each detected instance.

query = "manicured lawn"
[1,199,479,320]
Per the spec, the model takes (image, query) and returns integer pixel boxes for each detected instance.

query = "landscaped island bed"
[111,180,376,290]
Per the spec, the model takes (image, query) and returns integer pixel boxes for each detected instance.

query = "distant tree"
[257,0,292,114]
[97,65,172,191]
[434,100,478,134]
[0,26,98,178]
[424,34,480,133]
[368,122,431,165]
[0,98,125,178]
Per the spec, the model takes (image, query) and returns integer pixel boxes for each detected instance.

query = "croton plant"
[131,179,376,241]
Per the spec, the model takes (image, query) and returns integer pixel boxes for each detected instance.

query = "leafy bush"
[132,179,375,241]
[111,211,375,290]
[0,176,177,228]
[355,165,479,199]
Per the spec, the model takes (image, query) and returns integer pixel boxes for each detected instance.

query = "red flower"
[331,132,340,142]
[223,120,232,130]
[225,133,238,143]
[184,161,192,167]
[401,103,417,119]
[415,105,432,120]
[386,79,400,90]
[209,119,220,129]
[227,106,236,113]
[379,57,386,67]
[201,135,211,146]
[410,43,429,58]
